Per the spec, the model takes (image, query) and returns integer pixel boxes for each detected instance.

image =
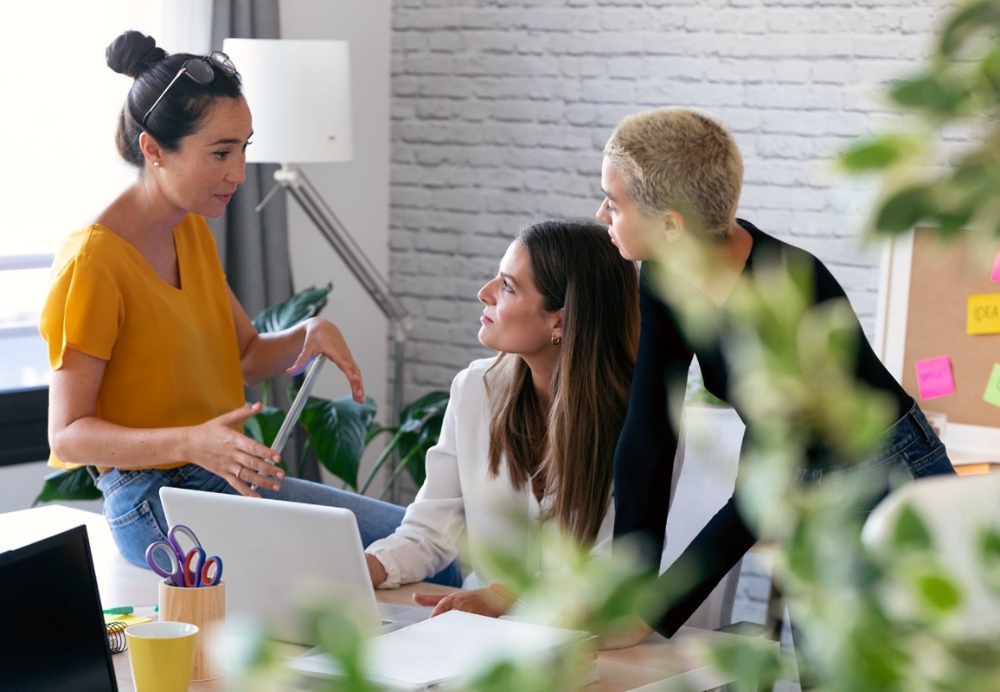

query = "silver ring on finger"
[237,466,244,482]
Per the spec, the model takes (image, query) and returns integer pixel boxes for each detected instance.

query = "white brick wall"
[388,0,958,664]
[389,0,953,402]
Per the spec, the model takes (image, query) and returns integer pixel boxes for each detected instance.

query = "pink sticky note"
[992,249,1000,283]
[915,356,956,400]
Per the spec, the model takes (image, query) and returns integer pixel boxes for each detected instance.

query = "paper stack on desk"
[286,610,596,691]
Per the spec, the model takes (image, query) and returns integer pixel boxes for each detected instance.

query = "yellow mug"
[126,621,199,692]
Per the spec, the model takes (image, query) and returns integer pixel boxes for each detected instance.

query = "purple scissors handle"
[144,524,204,587]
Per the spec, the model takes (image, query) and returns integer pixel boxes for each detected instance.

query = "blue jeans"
[791,402,954,688]
[795,401,956,498]
[650,401,956,639]
[94,464,463,587]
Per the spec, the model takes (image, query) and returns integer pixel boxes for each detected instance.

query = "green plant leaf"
[891,504,933,552]
[875,185,931,234]
[889,73,970,116]
[939,0,1000,57]
[393,390,449,487]
[979,527,1000,564]
[243,405,286,447]
[705,638,784,692]
[977,527,1000,594]
[33,467,102,506]
[251,284,331,334]
[300,395,377,490]
[839,136,912,171]
[916,571,963,612]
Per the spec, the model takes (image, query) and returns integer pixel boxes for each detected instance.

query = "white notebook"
[286,610,597,690]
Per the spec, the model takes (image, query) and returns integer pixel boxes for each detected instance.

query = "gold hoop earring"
[551,335,562,346]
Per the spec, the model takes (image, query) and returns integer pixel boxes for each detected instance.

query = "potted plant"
[35,284,447,505]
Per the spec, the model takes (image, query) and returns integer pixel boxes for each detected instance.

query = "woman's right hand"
[182,402,285,497]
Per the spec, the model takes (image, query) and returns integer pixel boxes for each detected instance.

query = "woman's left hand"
[412,586,515,618]
[594,615,654,650]
[289,318,364,403]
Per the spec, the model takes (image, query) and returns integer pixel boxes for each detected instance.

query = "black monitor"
[0,525,118,692]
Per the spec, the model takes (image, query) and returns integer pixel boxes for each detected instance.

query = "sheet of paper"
[967,294,1000,335]
[364,610,590,689]
[992,249,1000,283]
[983,363,1000,408]
[288,610,592,690]
[914,356,957,400]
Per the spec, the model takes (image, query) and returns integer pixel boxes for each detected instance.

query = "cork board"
[878,227,1000,461]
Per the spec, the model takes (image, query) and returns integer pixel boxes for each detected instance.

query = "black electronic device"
[0,525,118,692]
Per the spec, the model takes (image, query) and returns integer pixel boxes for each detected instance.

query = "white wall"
[0,462,104,515]
[279,0,393,420]
[388,0,956,399]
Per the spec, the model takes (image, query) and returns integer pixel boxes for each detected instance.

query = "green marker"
[103,606,134,615]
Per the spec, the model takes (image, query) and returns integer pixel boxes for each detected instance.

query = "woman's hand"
[412,584,517,618]
[289,318,364,403]
[594,614,654,650]
[182,402,285,497]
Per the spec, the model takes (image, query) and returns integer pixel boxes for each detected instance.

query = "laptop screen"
[0,525,118,692]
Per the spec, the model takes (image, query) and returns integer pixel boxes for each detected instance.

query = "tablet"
[251,354,326,490]
[271,354,326,455]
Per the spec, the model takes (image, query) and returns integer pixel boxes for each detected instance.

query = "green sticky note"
[984,364,1000,408]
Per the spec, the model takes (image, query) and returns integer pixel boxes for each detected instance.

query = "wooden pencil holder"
[158,580,226,681]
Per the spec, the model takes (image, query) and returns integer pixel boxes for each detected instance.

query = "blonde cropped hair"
[604,107,743,240]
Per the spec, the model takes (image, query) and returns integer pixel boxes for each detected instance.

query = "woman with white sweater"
[365,218,639,617]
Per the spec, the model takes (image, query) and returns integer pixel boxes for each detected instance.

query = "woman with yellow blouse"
[40,30,460,588]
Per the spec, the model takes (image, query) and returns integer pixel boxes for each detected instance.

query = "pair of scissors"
[144,524,223,588]
[182,546,223,587]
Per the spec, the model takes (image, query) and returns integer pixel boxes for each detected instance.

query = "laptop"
[160,487,430,645]
[0,526,118,692]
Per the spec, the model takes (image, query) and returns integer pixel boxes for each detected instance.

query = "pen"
[103,605,159,615]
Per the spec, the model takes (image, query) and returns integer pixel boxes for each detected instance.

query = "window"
[0,0,211,465]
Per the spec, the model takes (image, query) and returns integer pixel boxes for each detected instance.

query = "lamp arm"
[260,164,411,503]
[277,165,410,327]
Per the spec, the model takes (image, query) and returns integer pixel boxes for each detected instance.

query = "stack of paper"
[286,610,596,691]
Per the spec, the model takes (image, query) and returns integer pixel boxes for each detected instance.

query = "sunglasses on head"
[142,51,237,128]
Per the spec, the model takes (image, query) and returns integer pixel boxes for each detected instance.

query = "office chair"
[663,403,746,631]
[861,470,1000,640]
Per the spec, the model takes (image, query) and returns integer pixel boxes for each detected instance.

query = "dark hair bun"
[106,30,167,79]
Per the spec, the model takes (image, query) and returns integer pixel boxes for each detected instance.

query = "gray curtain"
[208,0,291,320]
[209,1,315,478]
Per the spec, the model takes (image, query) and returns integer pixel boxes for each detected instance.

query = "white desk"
[1,504,764,691]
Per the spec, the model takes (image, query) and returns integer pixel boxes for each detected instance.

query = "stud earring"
[551,335,562,346]
[153,161,160,167]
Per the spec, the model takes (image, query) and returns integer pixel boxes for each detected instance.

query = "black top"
[612,219,912,636]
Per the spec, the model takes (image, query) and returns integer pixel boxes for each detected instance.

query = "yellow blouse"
[39,214,245,470]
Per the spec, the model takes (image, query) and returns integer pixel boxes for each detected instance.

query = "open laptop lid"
[0,526,118,691]
[160,486,382,645]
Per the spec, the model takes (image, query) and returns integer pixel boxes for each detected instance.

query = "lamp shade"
[223,38,353,163]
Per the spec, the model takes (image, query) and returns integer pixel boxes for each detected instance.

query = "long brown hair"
[487,219,640,544]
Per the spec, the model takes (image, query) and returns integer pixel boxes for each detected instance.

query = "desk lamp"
[223,39,410,501]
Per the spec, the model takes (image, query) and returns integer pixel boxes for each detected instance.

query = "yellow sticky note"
[967,294,1000,335]
[104,613,153,627]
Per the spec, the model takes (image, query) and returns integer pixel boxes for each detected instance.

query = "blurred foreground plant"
[222,2,1000,689]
